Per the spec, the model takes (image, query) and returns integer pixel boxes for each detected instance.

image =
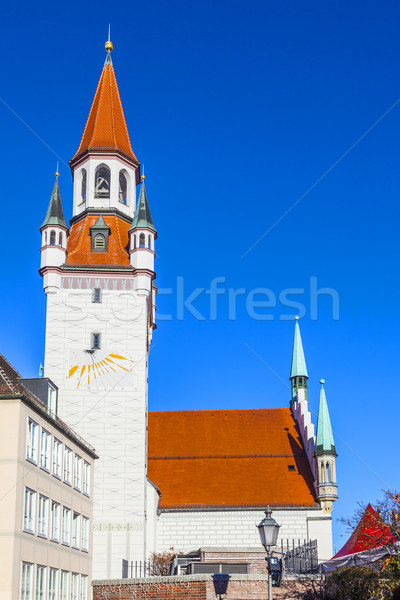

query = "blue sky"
[1,0,399,551]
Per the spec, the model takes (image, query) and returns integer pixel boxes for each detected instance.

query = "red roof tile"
[71,61,139,165]
[148,408,318,509]
[65,215,131,267]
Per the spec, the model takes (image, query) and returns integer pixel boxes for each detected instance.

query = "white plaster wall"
[44,283,150,579]
[157,508,333,561]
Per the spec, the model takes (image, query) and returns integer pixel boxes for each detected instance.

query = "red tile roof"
[65,214,131,267]
[148,408,318,509]
[71,61,139,165]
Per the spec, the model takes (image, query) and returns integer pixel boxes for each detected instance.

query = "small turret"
[290,315,309,402]
[129,177,156,295]
[315,379,338,514]
[40,173,68,275]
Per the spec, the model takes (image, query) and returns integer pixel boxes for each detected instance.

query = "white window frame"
[23,487,36,534]
[20,562,33,600]
[40,429,51,472]
[81,516,89,552]
[62,507,71,546]
[35,565,46,600]
[71,573,79,600]
[92,287,102,303]
[52,438,62,479]
[48,569,58,600]
[26,418,39,464]
[48,384,57,414]
[37,495,49,538]
[63,447,72,485]
[83,461,90,496]
[50,501,60,542]
[60,571,69,600]
[80,575,88,600]
[73,454,82,491]
[72,512,80,549]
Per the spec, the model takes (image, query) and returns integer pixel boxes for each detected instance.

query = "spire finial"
[295,315,299,321]
[105,25,113,53]
[55,162,59,178]
[141,164,145,181]
[320,378,325,387]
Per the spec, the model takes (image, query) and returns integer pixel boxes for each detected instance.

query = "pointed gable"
[70,57,139,166]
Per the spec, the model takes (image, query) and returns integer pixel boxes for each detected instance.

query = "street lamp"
[257,506,281,600]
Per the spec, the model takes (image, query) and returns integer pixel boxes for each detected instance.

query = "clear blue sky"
[1,0,399,551]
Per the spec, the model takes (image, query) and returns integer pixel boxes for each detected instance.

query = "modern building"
[38,37,338,580]
[0,354,97,599]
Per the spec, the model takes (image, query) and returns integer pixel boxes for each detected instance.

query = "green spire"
[41,177,67,230]
[290,316,308,379]
[129,181,156,232]
[315,379,337,456]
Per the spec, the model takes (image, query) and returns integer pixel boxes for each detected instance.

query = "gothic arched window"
[58,232,63,246]
[148,235,152,249]
[50,230,56,246]
[94,234,106,250]
[133,235,137,249]
[81,169,87,203]
[119,170,128,205]
[139,233,145,248]
[45,231,48,245]
[94,165,111,198]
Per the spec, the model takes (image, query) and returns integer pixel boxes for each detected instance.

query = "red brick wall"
[93,576,322,600]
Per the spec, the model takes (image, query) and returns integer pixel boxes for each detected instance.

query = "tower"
[314,379,338,514]
[40,38,157,579]
[290,315,308,402]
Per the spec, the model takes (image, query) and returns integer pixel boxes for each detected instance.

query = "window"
[72,512,80,548]
[48,569,58,600]
[80,168,87,203]
[48,385,57,414]
[139,233,145,248]
[91,333,101,350]
[50,230,56,245]
[94,165,110,198]
[94,233,106,250]
[20,562,33,600]
[23,488,36,533]
[80,575,88,600]
[58,232,63,246]
[52,438,62,478]
[71,574,79,600]
[26,418,39,463]
[60,571,69,600]
[37,495,49,537]
[62,507,71,545]
[83,461,90,496]
[288,465,296,472]
[148,235,152,249]
[93,287,102,303]
[51,501,60,541]
[44,231,48,245]
[35,565,46,600]
[119,170,128,204]
[81,516,89,552]
[40,429,51,471]
[133,235,136,249]
[63,447,72,484]
[74,454,82,490]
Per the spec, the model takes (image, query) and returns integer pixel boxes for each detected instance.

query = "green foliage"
[324,566,399,600]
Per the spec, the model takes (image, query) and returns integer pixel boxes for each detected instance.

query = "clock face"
[68,350,135,390]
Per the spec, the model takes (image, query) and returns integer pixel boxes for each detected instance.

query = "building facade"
[0,355,97,600]
[38,38,338,580]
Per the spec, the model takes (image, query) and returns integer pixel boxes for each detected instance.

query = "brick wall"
[93,574,323,600]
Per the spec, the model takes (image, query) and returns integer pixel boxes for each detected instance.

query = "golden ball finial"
[105,40,113,52]
[55,171,59,178]
[141,174,145,181]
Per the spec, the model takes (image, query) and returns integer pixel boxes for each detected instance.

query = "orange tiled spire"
[70,40,139,166]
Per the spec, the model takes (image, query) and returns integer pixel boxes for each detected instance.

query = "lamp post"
[257,506,281,600]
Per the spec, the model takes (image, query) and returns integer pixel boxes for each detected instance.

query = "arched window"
[94,165,111,198]
[45,231,48,245]
[139,233,145,248]
[50,230,56,246]
[58,232,63,246]
[94,234,106,250]
[133,235,137,249]
[81,169,87,203]
[119,171,128,205]
[148,235,152,249]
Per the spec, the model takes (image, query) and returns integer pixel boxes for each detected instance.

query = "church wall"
[44,284,150,579]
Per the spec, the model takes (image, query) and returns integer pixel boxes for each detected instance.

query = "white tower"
[41,38,157,579]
